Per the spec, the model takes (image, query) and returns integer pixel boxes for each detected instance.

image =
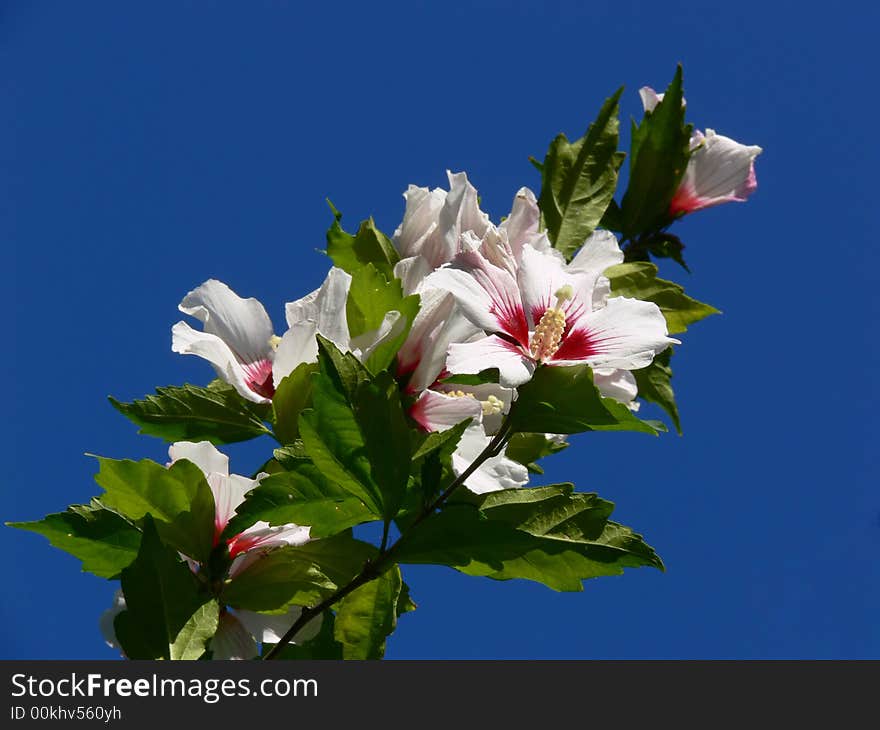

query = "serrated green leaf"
[352,371,411,521]
[8,503,141,579]
[300,339,414,520]
[620,65,693,237]
[115,517,215,660]
[222,463,377,540]
[171,600,220,661]
[334,565,403,660]
[109,381,271,445]
[272,443,310,469]
[511,364,660,435]
[504,433,569,474]
[606,261,719,334]
[94,457,216,563]
[395,494,662,591]
[299,377,384,517]
[539,88,625,260]
[632,348,681,434]
[326,210,399,280]
[272,362,318,444]
[316,334,372,400]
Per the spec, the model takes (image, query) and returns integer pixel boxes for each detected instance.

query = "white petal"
[410,390,484,432]
[639,86,685,112]
[236,605,323,644]
[566,230,624,286]
[639,86,662,112]
[452,424,529,494]
[675,129,762,213]
[272,320,319,386]
[392,184,445,259]
[518,244,591,326]
[168,441,229,477]
[211,473,259,534]
[394,254,433,296]
[99,589,126,652]
[425,250,528,344]
[211,613,259,660]
[592,367,639,409]
[447,335,535,388]
[172,322,271,404]
[231,521,311,555]
[179,280,274,366]
[423,170,489,267]
[285,267,351,349]
[499,187,540,257]
[399,290,480,393]
[554,297,678,370]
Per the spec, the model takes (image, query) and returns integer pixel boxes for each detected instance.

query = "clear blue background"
[2,1,876,659]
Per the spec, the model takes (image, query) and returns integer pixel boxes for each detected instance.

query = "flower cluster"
[14,72,761,661]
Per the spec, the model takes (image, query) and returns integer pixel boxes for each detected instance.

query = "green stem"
[262,415,515,660]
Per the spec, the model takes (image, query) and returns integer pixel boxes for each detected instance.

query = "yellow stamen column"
[529,285,573,362]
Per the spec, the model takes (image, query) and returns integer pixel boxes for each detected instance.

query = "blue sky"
[2,1,877,659]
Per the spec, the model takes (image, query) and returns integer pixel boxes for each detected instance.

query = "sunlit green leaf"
[606,261,719,334]
[8,502,141,579]
[94,457,216,563]
[109,382,271,445]
[334,565,403,660]
[511,364,660,435]
[539,89,625,259]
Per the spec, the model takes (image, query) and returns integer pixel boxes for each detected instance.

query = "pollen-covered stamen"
[481,394,504,416]
[446,390,476,400]
[268,334,282,350]
[529,285,573,362]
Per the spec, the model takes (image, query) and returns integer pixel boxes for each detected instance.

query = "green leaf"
[272,442,310,469]
[646,232,690,272]
[334,565,403,660]
[224,532,377,613]
[632,348,681,434]
[395,490,662,591]
[606,261,719,334]
[171,600,220,661]
[94,457,216,563]
[316,334,372,400]
[326,208,399,280]
[221,547,337,612]
[538,88,626,260]
[504,433,569,474]
[272,363,318,444]
[511,364,660,435]
[8,502,141,579]
[345,264,420,373]
[411,418,472,463]
[300,339,414,520]
[352,371,411,521]
[109,382,271,445]
[222,463,377,540]
[285,532,378,588]
[438,369,500,386]
[299,375,384,517]
[115,517,215,659]
[620,65,692,237]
